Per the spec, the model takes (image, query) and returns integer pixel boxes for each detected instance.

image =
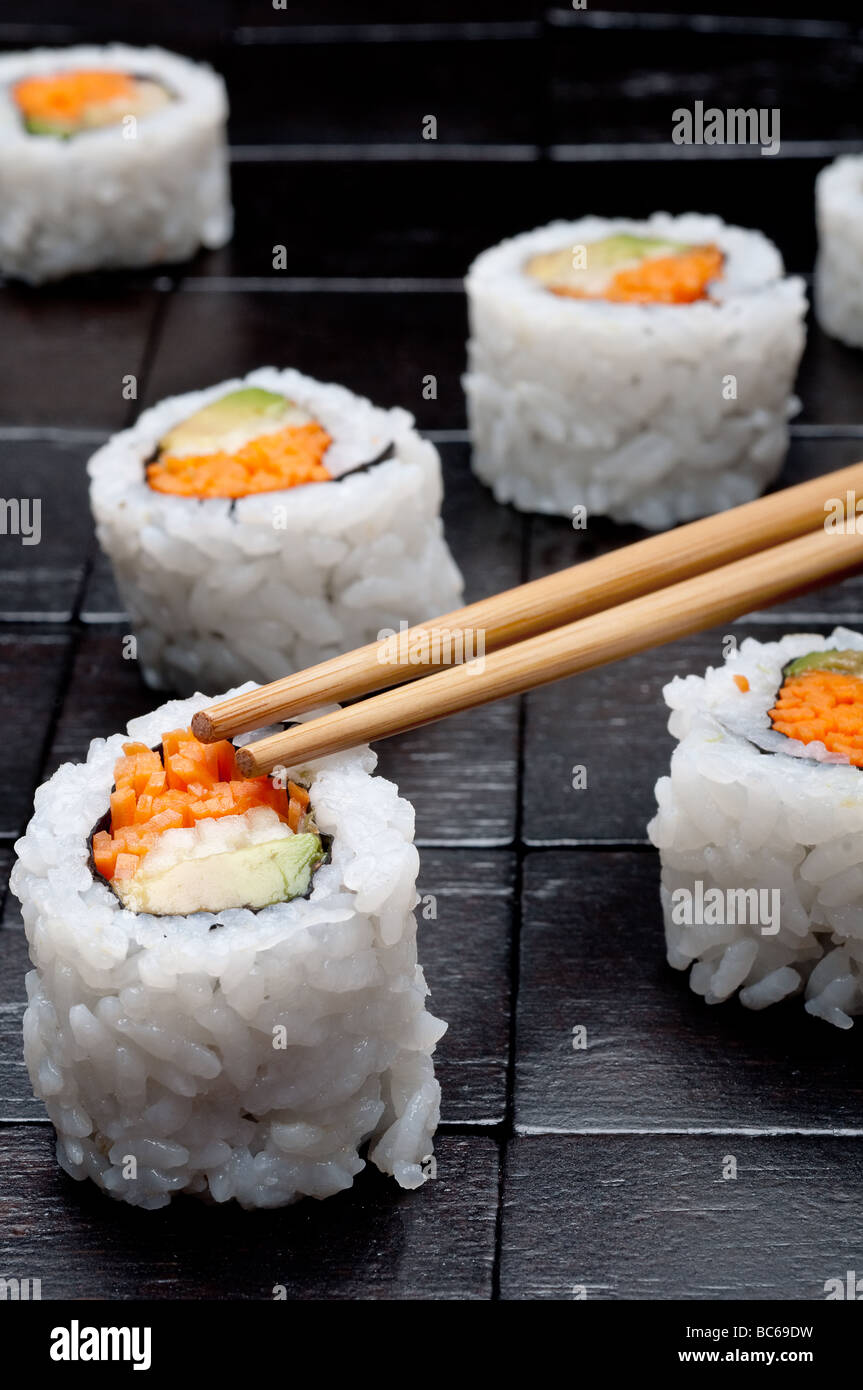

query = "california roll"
[88,367,464,694]
[0,44,231,282]
[649,628,863,1028]
[464,214,807,530]
[12,687,445,1209]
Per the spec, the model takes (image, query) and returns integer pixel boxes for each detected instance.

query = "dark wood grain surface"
[2,3,863,1302]
[0,1126,500,1300]
[500,1135,863,1300]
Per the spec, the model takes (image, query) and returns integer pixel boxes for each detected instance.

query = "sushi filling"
[146,388,334,498]
[524,233,724,304]
[769,649,863,767]
[12,69,173,137]
[92,729,323,915]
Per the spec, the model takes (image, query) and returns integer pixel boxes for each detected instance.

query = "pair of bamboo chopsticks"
[191,463,863,777]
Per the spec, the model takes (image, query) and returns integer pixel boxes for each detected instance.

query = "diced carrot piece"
[134,795,154,825]
[172,755,213,789]
[133,761,154,796]
[288,781,310,807]
[191,740,221,782]
[110,786,136,829]
[92,831,117,880]
[733,674,749,693]
[112,755,137,789]
[113,853,140,881]
[216,740,238,781]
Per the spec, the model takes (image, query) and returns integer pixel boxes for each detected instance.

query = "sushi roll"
[648,627,863,1028]
[11,686,445,1209]
[88,367,464,694]
[0,45,231,283]
[815,156,863,348]
[464,215,807,530]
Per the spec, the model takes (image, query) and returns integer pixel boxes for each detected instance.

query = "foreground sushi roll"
[88,367,464,694]
[815,156,863,349]
[649,628,863,1028]
[464,215,807,530]
[0,45,231,283]
[12,687,445,1209]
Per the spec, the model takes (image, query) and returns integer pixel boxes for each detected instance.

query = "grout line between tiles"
[5,1117,862,1138]
[740,611,863,625]
[550,139,863,162]
[490,508,532,1302]
[548,9,852,39]
[230,143,539,162]
[515,1124,863,1138]
[0,426,108,444]
[790,424,863,437]
[234,22,539,44]
[177,276,464,292]
[523,838,652,849]
[6,424,863,442]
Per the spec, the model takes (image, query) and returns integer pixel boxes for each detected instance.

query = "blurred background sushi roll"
[815,155,863,349]
[12,687,445,1209]
[88,366,464,694]
[464,214,807,531]
[649,629,863,1029]
[0,44,232,283]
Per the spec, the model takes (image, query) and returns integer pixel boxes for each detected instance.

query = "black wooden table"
[2,2,863,1302]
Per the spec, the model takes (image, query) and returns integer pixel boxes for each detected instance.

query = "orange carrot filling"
[147,422,333,499]
[554,245,724,305]
[92,728,311,883]
[770,670,863,767]
[13,70,136,125]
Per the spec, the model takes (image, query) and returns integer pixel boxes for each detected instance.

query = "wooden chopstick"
[192,461,863,745]
[232,523,863,777]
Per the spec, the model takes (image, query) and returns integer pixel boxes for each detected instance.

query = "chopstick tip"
[234,745,259,779]
[191,710,217,743]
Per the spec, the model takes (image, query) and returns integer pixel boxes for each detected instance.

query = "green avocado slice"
[158,389,315,460]
[24,115,75,137]
[584,234,689,267]
[782,649,863,680]
[116,832,323,917]
[525,234,694,295]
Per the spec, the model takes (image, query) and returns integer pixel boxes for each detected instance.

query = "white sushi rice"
[88,367,464,694]
[815,156,863,349]
[464,214,807,530]
[648,627,863,1028]
[11,685,446,1210]
[0,45,231,283]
